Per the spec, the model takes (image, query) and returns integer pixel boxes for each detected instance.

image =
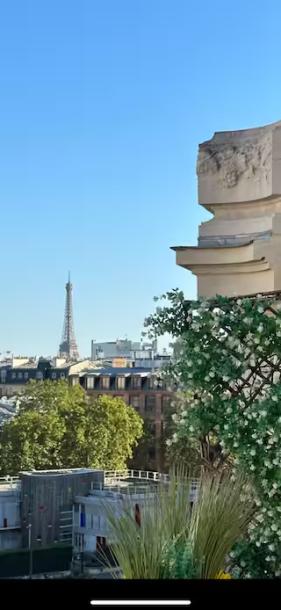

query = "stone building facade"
[172,120,281,298]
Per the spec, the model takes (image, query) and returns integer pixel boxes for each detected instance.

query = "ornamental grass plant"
[101,469,255,579]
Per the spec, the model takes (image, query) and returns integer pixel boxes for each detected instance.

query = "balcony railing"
[0,476,20,491]
[103,469,170,484]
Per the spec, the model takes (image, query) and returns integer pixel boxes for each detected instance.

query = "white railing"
[104,470,170,484]
[0,476,20,491]
[102,470,200,501]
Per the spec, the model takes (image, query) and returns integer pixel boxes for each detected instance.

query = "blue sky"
[1,0,281,357]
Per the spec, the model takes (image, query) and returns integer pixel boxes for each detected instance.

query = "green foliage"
[0,381,143,474]
[161,541,199,578]
[145,289,281,577]
[103,470,253,579]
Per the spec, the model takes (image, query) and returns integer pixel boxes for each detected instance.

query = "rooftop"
[20,468,101,477]
[81,367,158,377]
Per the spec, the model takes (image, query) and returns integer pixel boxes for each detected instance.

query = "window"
[116,376,126,390]
[162,396,172,413]
[51,372,57,379]
[101,376,110,390]
[36,371,43,380]
[149,376,163,390]
[80,507,86,527]
[96,536,107,550]
[130,396,140,410]
[87,376,94,390]
[60,373,65,379]
[24,372,29,380]
[135,504,141,526]
[148,447,156,459]
[145,395,156,412]
[11,372,16,380]
[18,372,23,380]
[132,376,142,389]
[148,422,156,436]
[148,376,157,390]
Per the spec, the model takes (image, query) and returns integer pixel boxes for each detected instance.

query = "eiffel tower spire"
[59,273,79,360]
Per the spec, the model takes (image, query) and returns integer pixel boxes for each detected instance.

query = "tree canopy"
[145,289,281,578]
[0,380,143,474]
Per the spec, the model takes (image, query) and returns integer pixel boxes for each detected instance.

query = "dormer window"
[116,376,125,390]
[101,376,110,390]
[132,376,142,389]
[86,376,94,389]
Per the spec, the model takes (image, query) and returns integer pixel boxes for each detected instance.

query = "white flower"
[250,449,256,456]
[189,425,194,432]
[250,465,255,471]
[244,317,252,325]
[272,395,278,402]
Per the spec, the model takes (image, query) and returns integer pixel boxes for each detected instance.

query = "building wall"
[20,470,104,549]
[0,487,21,550]
[73,490,156,555]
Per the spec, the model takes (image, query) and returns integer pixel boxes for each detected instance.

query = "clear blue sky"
[1,0,281,357]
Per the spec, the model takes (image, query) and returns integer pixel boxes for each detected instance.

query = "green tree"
[145,289,281,578]
[0,381,143,474]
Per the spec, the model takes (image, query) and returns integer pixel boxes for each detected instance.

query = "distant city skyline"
[1,1,281,355]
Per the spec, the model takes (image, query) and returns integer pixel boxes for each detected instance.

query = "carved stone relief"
[197,134,271,189]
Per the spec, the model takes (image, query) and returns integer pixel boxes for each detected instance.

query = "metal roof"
[81,367,155,377]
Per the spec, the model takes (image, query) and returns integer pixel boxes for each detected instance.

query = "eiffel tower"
[59,273,79,360]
